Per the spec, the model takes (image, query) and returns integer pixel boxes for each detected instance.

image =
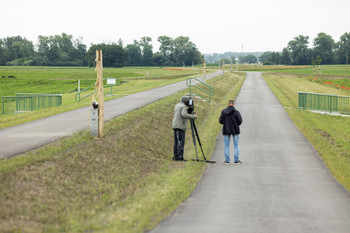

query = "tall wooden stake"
[347,56,349,75]
[222,59,225,74]
[203,58,206,82]
[96,50,104,138]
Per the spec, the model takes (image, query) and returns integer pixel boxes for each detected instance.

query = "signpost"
[107,78,116,95]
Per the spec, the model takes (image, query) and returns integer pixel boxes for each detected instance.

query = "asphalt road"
[151,72,350,233]
[0,71,221,159]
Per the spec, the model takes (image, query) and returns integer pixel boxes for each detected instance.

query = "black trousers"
[173,129,185,159]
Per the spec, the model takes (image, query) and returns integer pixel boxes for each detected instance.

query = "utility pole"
[96,50,104,138]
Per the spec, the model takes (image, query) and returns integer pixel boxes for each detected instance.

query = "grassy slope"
[0,72,245,232]
[264,73,350,191]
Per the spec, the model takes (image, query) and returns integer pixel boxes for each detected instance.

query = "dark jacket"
[219,106,242,135]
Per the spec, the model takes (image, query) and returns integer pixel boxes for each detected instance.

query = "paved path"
[0,72,221,159]
[151,72,350,233]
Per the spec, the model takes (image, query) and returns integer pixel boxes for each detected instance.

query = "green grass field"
[230,64,350,76]
[0,72,245,232]
[0,66,202,128]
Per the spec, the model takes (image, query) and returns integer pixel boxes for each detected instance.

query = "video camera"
[183,96,194,114]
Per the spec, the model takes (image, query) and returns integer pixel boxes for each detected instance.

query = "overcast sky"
[1,0,349,53]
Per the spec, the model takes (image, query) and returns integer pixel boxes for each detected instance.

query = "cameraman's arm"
[181,107,197,119]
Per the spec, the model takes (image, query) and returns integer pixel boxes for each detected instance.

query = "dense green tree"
[335,32,350,64]
[0,39,6,65]
[157,36,173,57]
[313,32,335,64]
[125,41,142,66]
[152,52,169,66]
[139,36,154,66]
[239,54,258,64]
[36,33,86,66]
[0,36,35,65]
[281,48,292,65]
[259,52,272,64]
[288,35,312,65]
[85,43,127,67]
[171,36,202,66]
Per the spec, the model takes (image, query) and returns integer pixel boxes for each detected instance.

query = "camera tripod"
[189,118,216,163]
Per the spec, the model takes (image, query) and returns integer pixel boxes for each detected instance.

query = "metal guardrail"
[186,78,214,103]
[2,93,62,114]
[298,92,350,114]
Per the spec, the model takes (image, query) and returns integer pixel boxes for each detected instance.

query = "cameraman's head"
[181,96,189,106]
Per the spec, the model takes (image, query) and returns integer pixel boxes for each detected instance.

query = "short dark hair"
[181,96,189,105]
[228,100,234,105]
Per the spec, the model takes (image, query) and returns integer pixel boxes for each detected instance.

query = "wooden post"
[347,56,349,75]
[230,58,233,72]
[96,50,104,138]
[222,59,225,74]
[203,58,206,82]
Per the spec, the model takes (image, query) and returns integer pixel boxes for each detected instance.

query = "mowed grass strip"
[264,73,350,191]
[0,72,245,232]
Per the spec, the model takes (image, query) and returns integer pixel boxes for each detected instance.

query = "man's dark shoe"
[174,157,187,162]
[223,161,230,164]
[234,160,242,164]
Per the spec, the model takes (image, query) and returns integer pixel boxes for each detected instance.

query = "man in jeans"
[172,96,197,161]
[219,99,243,164]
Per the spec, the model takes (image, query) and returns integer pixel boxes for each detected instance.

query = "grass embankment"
[0,72,245,232]
[0,66,203,129]
[264,73,350,191]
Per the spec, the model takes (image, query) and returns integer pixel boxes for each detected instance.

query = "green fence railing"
[75,78,117,102]
[298,92,350,114]
[186,78,214,103]
[2,93,62,114]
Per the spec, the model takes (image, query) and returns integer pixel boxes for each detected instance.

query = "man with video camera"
[172,96,197,161]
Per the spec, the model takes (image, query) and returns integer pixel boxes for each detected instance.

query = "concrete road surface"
[0,72,221,159]
[151,72,350,233]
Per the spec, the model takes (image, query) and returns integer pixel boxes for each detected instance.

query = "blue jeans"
[224,134,240,163]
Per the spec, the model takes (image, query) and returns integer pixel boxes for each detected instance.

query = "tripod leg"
[190,119,199,161]
[192,120,207,161]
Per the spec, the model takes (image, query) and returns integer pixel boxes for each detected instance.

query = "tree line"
[0,33,203,67]
[259,32,350,65]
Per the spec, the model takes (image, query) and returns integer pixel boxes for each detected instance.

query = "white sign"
[107,78,116,85]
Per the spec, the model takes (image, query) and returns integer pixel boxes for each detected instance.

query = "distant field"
[221,64,350,77]
[0,66,200,96]
[0,66,202,128]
